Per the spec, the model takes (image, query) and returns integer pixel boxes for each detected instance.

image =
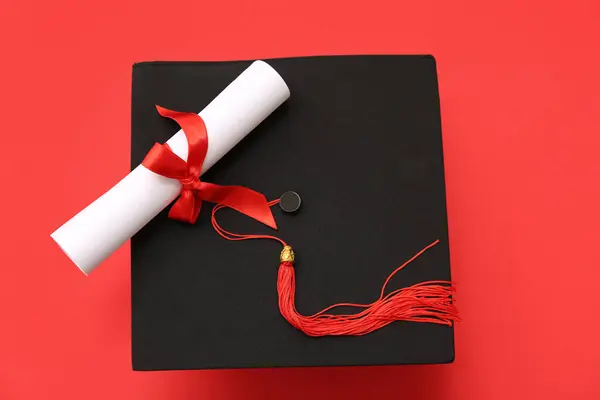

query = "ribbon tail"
[168,190,202,224]
[199,182,277,230]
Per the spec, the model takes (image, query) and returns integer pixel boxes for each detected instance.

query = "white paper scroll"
[52,60,290,275]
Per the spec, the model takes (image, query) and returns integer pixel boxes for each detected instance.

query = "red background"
[1,0,599,398]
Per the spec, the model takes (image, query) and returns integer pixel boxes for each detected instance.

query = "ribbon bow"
[141,105,277,229]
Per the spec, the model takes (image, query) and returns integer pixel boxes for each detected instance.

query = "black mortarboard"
[131,55,454,370]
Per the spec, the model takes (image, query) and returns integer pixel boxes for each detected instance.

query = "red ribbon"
[141,105,277,229]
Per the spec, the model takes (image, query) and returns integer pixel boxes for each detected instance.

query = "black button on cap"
[279,191,301,213]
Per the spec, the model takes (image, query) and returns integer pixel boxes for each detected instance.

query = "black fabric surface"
[131,55,454,370]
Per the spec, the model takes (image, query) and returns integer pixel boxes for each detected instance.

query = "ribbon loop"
[141,105,277,229]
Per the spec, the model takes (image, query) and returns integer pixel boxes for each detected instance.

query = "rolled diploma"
[51,60,290,275]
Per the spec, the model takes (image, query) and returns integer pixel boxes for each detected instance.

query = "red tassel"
[211,201,459,337]
[276,241,458,337]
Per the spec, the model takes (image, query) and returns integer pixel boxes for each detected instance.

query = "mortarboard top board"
[131,55,454,370]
